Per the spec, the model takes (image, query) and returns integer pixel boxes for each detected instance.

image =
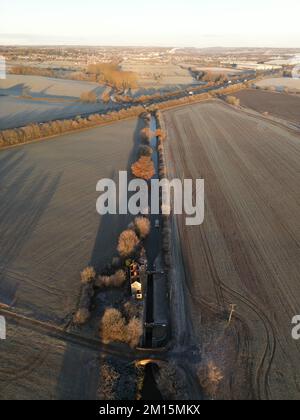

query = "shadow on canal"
[141,363,163,400]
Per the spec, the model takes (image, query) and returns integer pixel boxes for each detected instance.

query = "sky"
[1,0,300,47]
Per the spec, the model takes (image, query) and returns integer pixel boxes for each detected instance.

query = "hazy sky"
[1,0,300,47]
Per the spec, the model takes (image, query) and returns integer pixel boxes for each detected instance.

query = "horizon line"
[1,44,300,50]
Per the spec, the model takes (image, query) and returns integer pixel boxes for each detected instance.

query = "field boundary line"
[220,99,300,135]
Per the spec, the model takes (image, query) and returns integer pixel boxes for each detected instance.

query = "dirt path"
[164,101,300,400]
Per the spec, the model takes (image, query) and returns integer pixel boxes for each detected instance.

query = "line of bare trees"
[87,63,138,92]
[74,100,227,395]
[10,65,56,78]
[131,112,155,181]
[9,64,138,90]
[151,82,247,111]
[94,115,157,347]
[131,111,166,182]
[74,267,96,325]
[154,110,172,270]
[74,209,151,350]
[0,105,146,149]
[112,76,233,105]
[201,71,229,84]
[133,110,171,270]
[73,113,153,336]
[97,216,151,348]
[0,83,247,150]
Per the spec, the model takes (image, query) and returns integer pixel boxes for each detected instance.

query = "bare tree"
[117,230,140,257]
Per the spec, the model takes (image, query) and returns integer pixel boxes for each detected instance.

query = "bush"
[75,281,94,324]
[126,317,143,349]
[134,217,151,239]
[131,156,155,180]
[138,145,153,158]
[140,112,151,122]
[101,91,111,104]
[74,308,91,326]
[96,275,111,288]
[111,270,127,287]
[80,91,97,103]
[88,63,137,91]
[158,143,164,152]
[198,361,223,399]
[100,308,143,348]
[225,96,240,106]
[81,266,96,284]
[155,129,166,141]
[159,167,167,179]
[117,230,140,258]
[140,127,153,143]
[98,363,120,400]
[124,301,141,319]
[97,270,127,288]
[100,308,127,344]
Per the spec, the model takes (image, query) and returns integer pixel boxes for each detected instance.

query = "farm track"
[0,305,135,358]
[164,101,300,400]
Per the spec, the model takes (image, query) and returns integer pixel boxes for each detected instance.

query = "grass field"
[0,75,111,130]
[0,118,140,326]
[164,101,300,400]
[121,61,195,88]
[0,96,114,130]
[0,74,104,99]
[235,89,300,124]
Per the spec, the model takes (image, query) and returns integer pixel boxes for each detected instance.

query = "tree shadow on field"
[55,117,143,400]
[89,117,145,271]
[0,83,29,96]
[0,149,62,306]
[0,100,114,131]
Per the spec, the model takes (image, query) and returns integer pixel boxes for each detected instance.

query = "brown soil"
[164,101,300,400]
[235,89,300,124]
